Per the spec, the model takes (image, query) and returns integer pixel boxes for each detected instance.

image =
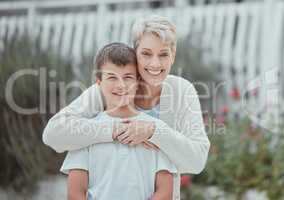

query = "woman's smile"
[144,68,165,76]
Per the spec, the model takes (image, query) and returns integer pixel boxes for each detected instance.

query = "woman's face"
[136,33,175,86]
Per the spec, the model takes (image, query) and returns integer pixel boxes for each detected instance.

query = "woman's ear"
[96,79,101,85]
[171,47,176,65]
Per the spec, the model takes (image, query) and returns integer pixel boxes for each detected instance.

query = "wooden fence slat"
[245,5,261,111]
[51,15,64,54]
[72,13,86,61]
[40,15,52,50]
[120,11,132,44]
[219,5,236,104]
[247,5,260,81]
[60,13,75,57]
[179,7,192,38]
[211,5,225,62]
[6,17,18,41]
[110,11,121,43]
[233,5,249,94]
[203,6,215,63]
[0,17,7,41]
[83,13,97,56]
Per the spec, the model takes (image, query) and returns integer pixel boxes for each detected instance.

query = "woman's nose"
[149,56,161,68]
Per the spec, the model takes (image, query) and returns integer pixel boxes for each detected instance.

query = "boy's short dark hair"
[94,42,137,80]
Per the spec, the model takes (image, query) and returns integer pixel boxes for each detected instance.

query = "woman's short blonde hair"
[131,15,177,52]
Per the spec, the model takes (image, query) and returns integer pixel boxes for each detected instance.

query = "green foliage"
[181,184,206,200]
[172,35,221,85]
[0,34,73,193]
[193,118,284,199]
[172,35,222,114]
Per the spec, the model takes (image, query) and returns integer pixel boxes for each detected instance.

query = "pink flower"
[229,87,240,100]
[210,145,219,155]
[216,115,225,125]
[251,88,258,97]
[180,175,191,188]
[220,105,229,114]
[203,115,209,125]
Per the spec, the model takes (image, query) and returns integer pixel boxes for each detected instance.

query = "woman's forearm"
[149,81,210,174]
[42,84,113,153]
[43,114,113,153]
[149,123,210,174]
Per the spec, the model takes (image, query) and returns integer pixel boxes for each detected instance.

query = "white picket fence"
[0,0,283,123]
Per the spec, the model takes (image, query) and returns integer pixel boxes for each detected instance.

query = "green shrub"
[0,33,75,193]
[193,118,284,199]
[172,35,222,114]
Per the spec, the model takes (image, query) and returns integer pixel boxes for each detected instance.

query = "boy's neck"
[105,104,139,118]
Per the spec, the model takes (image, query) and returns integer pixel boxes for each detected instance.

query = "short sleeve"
[60,148,89,175]
[156,151,178,174]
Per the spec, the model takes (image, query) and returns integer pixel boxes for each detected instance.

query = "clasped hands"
[112,120,159,150]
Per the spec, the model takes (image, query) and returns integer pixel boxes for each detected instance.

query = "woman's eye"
[125,76,134,80]
[160,53,169,57]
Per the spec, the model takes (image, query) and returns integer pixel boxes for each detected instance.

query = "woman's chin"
[140,75,166,87]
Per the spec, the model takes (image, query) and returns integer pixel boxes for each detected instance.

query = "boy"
[60,43,177,200]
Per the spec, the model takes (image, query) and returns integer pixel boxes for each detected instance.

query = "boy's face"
[99,62,138,110]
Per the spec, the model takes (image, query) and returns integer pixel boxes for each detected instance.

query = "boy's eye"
[142,52,151,56]
[108,76,116,80]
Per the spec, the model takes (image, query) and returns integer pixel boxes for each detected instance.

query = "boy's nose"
[116,80,127,90]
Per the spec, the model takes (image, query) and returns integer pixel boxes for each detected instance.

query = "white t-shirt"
[60,112,177,200]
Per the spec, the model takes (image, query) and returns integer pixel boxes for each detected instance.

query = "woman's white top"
[43,75,210,200]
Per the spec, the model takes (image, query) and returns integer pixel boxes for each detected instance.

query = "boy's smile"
[98,62,138,113]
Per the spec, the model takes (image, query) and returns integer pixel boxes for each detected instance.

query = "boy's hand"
[114,120,158,148]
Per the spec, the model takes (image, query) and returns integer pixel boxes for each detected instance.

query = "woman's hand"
[112,121,129,140]
[113,120,159,149]
[142,141,159,150]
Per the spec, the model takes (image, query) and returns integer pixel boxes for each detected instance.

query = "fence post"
[96,3,108,48]
[27,3,37,36]
[258,0,283,133]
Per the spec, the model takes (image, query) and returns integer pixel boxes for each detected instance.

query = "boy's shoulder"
[93,112,111,121]
[93,111,159,122]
